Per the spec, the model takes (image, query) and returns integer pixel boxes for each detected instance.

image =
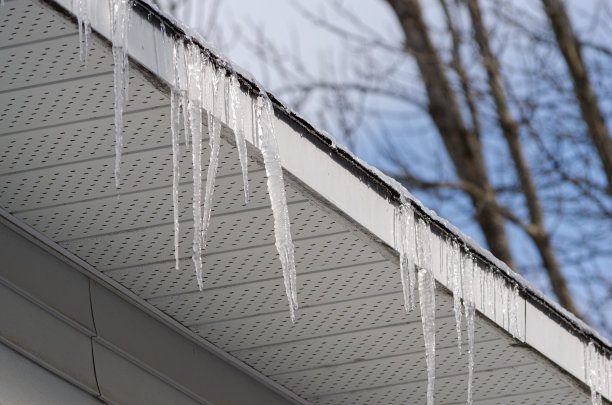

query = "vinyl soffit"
[0,1,608,404]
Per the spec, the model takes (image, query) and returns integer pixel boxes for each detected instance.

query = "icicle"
[256,95,297,322]
[443,238,451,285]
[509,284,521,339]
[395,203,417,312]
[501,278,509,330]
[112,46,126,188]
[229,74,250,204]
[586,341,604,405]
[462,253,476,405]
[599,348,608,405]
[451,240,463,353]
[170,89,181,271]
[178,43,191,150]
[416,218,435,405]
[109,0,133,188]
[603,352,609,403]
[224,69,231,125]
[201,65,222,250]
[185,44,204,290]
[418,269,436,405]
[170,39,184,272]
[494,273,503,328]
[76,0,91,63]
[485,269,494,319]
[251,96,259,149]
[479,261,485,310]
[416,218,432,271]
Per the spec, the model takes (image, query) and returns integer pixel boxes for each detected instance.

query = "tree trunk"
[466,0,581,317]
[385,0,516,270]
[542,0,612,194]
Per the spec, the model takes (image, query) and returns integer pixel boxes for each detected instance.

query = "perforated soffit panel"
[0,0,607,404]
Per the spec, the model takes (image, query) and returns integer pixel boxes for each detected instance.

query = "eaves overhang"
[1,0,610,404]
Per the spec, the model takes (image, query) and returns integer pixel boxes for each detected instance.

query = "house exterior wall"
[0,220,297,405]
[0,341,102,405]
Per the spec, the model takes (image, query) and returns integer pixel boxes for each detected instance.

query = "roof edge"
[43,0,612,358]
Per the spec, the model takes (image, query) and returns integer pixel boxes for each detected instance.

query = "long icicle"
[201,65,222,250]
[452,239,463,353]
[463,252,476,405]
[109,0,132,188]
[396,203,417,312]
[418,268,436,405]
[229,74,250,204]
[509,283,521,339]
[170,39,183,272]
[501,277,510,330]
[186,44,204,290]
[256,94,298,322]
[170,88,181,271]
[416,218,435,405]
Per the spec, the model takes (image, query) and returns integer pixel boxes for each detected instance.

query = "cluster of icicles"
[397,202,610,405]
[73,2,609,403]
[76,0,298,322]
[167,39,297,321]
[396,203,523,405]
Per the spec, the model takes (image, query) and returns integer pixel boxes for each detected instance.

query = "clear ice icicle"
[256,95,298,322]
[177,43,191,150]
[509,284,521,339]
[395,203,417,311]
[224,69,231,125]
[494,273,502,325]
[170,89,181,271]
[418,267,436,405]
[112,45,127,188]
[416,218,435,405]
[109,0,132,188]
[76,0,91,63]
[462,253,476,405]
[201,66,222,250]
[251,96,259,148]
[229,74,250,204]
[451,240,463,353]
[501,278,509,330]
[416,218,432,271]
[186,44,204,290]
[170,40,185,272]
[485,269,494,318]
